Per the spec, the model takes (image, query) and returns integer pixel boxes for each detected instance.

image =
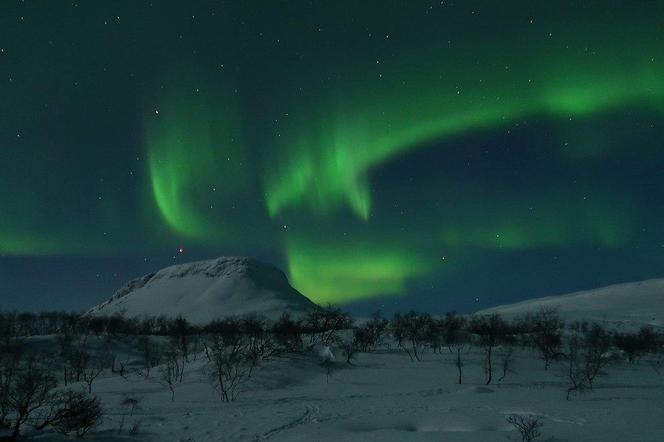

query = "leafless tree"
[137,335,162,378]
[0,339,25,429]
[440,313,469,384]
[81,354,104,393]
[613,326,659,363]
[469,314,512,384]
[517,307,564,370]
[204,317,244,356]
[498,346,516,382]
[115,357,130,379]
[565,335,588,400]
[391,311,433,362]
[353,311,389,353]
[167,315,195,362]
[159,358,178,402]
[241,315,278,375]
[5,356,57,440]
[158,337,186,401]
[305,305,353,346]
[57,331,92,386]
[165,336,186,382]
[565,322,615,399]
[578,322,612,388]
[70,349,90,383]
[271,313,304,353]
[56,331,74,386]
[206,335,250,402]
[506,414,543,442]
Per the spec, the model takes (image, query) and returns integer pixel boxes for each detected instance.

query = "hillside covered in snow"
[478,278,664,328]
[86,257,318,324]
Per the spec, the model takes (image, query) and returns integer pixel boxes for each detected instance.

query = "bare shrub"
[469,314,512,384]
[5,356,57,439]
[271,313,304,353]
[118,395,142,434]
[565,322,616,400]
[353,312,389,353]
[113,353,132,379]
[138,335,162,378]
[0,339,25,429]
[159,358,179,402]
[159,336,187,401]
[440,313,469,384]
[166,315,195,362]
[81,354,104,393]
[241,315,278,374]
[305,306,353,346]
[391,311,433,362]
[507,414,543,442]
[207,335,250,402]
[517,307,564,370]
[498,346,516,382]
[565,335,589,400]
[613,326,659,363]
[37,389,102,438]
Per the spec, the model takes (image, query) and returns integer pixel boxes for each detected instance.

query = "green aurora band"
[285,237,433,304]
[3,1,663,306]
[108,16,664,303]
[145,83,248,240]
[263,47,664,221]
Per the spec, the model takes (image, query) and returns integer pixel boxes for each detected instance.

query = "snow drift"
[86,257,318,324]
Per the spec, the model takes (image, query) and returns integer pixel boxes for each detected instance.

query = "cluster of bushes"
[0,338,102,440]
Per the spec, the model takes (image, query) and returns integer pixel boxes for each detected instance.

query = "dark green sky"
[1,1,663,313]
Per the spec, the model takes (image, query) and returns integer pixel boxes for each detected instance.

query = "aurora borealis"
[1,1,664,312]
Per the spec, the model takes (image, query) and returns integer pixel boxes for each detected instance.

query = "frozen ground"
[21,336,664,442]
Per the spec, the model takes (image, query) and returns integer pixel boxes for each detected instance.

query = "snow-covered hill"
[477,278,664,328]
[86,257,318,324]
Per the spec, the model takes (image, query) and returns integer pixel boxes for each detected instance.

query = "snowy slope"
[477,278,664,327]
[86,257,318,324]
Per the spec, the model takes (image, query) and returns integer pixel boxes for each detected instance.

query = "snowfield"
[18,336,664,442]
[7,275,664,441]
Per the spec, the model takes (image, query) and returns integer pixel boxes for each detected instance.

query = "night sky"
[1,1,664,315]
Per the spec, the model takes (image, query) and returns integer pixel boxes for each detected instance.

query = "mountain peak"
[87,257,317,324]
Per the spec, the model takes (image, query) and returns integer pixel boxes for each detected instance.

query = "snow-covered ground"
[478,278,664,329]
[12,277,664,441]
[21,336,664,442]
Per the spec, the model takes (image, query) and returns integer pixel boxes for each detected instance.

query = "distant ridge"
[86,257,318,324]
[477,278,664,328]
